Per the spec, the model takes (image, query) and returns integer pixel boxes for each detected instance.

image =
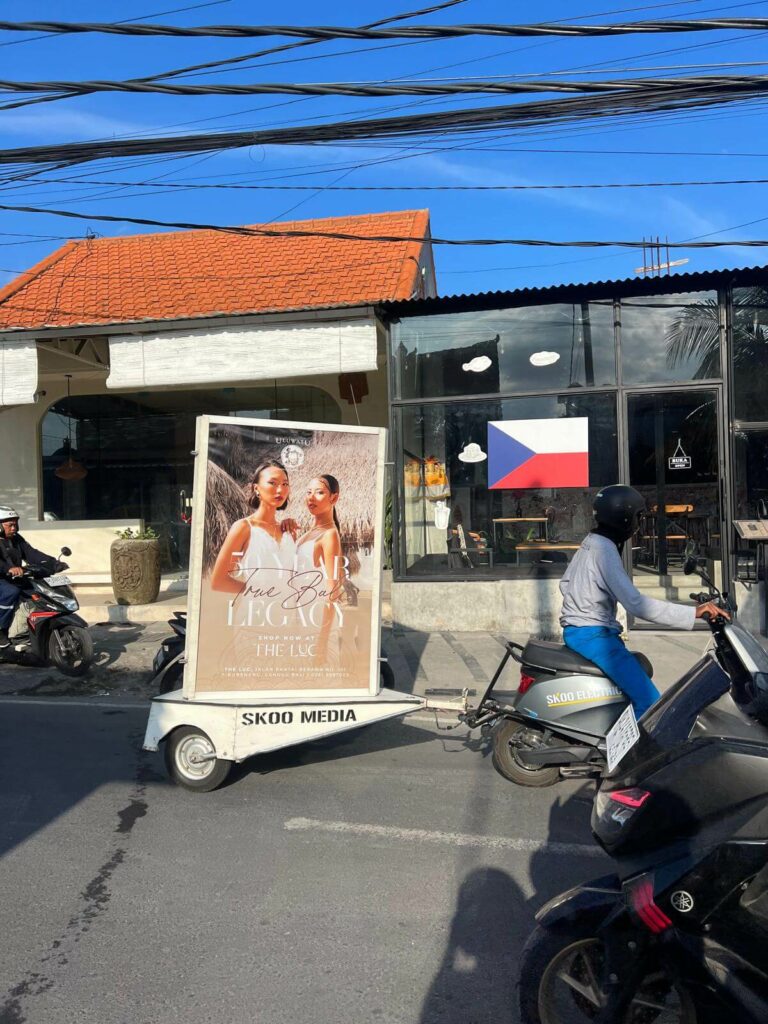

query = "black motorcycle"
[150,610,186,694]
[463,638,651,787]
[518,556,768,1023]
[1,547,93,677]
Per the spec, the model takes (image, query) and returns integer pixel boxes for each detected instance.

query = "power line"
[4,199,768,249]
[5,72,768,99]
[12,175,768,199]
[2,17,768,39]
[0,1,466,113]
[1,82,766,166]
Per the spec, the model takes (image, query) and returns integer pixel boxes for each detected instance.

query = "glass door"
[625,388,724,620]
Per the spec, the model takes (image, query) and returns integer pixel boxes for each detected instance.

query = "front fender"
[535,875,623,928]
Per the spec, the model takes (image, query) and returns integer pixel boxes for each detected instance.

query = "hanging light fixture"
[55,375,87,481]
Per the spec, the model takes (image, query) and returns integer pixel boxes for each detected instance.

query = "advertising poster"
[184,416,386,698]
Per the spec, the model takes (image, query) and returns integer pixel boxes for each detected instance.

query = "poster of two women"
[183,417,386,698]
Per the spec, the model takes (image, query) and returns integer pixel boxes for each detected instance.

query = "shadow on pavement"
[236,716,440,783]
[419,784,603,1024]
[419,866,527,1023]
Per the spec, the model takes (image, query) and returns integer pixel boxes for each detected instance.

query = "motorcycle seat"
[522,639,606,676]
[522,638,653,679]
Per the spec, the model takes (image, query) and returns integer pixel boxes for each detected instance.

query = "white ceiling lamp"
[462,355,493,373]
[530,351,560,367]
[458,442,487,463]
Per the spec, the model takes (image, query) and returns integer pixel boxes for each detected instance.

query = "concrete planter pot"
[110,539,161,605]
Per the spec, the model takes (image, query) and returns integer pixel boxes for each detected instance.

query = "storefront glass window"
[394,302,616,400]
[41,385,340,569]
[733,429,768,519]
[731,287,768,422]
[620,291,720,384]
[397,392,618,578]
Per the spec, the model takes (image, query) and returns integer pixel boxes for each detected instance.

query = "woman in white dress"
[295,475,349,668]
[211,459,297,593]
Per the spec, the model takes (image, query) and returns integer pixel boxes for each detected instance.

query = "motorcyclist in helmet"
[0,507,58,648]
[559,485,727,717]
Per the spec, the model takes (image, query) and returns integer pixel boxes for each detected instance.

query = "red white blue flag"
[488,418,589,489]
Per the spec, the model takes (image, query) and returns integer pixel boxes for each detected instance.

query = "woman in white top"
[211,459,297,592]
[295,475,348,666]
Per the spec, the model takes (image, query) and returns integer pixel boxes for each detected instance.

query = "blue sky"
[2,0,768,297]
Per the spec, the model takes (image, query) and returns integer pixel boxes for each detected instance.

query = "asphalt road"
[0,701,607,1024]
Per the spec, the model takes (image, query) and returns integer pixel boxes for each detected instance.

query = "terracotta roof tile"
[0,209,431,331]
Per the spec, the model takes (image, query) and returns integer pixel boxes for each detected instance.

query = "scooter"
[150,610,186,694]
[1,547,94,677]
[463,637,652,787]
[518,555,768,1023]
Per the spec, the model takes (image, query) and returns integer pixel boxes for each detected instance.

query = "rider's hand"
[695,601,730,621]
[7,567,23,578]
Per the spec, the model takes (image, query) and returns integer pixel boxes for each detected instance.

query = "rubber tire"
[48,624,94,677]
[380,660,395,689]
[518,922,697,1024]
[164,726,233,793]
[491,719,561,787]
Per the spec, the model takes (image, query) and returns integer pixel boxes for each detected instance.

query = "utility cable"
[3,71,768,98]
[0,83,765,166]
[13,175,768,197]
[1,18,768,39]
[4,200,768,249]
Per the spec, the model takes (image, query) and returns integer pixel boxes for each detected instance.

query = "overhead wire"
[2,17,768,40]
[3,198,768,248]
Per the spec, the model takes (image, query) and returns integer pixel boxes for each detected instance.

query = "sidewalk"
[0,622,711,702]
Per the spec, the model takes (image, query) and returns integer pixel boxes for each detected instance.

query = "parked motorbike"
[150,610,186,694]
[1,547,94,677]
[518,554,768,1022]
[463,636,651,787]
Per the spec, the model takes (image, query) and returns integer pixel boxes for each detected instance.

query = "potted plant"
[110,526,161,605]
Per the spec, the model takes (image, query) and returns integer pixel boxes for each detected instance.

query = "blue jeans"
[0,578,20,630]
[563,625,661,718]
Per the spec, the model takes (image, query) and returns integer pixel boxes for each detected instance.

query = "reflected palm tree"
[668,286,768,383]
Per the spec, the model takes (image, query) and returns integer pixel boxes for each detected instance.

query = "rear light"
[594,787,652,844]
[626,874,672,934]
[608,787,651,809]
[518,671,535,695]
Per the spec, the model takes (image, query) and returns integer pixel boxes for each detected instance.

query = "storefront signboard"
[184,416,386,699]
[668,439,692,471]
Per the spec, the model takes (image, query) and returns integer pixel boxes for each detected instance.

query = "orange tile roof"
[0,209,432,331]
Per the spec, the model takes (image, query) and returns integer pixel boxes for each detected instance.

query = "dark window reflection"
[734,429,768,519]
[398,393,618,579]
[41,386,340,569]
[732,287,768,421]
[395,302,615,400]
[620,291,719,384]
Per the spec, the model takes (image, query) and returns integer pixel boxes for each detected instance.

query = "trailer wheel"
[164,726,232,792]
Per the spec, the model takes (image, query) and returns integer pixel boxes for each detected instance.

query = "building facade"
[0,210,434,580]
[383,267,768,636]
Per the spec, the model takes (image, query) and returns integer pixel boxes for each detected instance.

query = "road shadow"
[236,716,439,783]
[418,784,605,1024]
[419,867,529,1024]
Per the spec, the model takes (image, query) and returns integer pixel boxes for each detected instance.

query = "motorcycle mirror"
[683,555,698,576]
[60,546,71,557]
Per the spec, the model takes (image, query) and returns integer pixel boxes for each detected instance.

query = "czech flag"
[488,418,589,489]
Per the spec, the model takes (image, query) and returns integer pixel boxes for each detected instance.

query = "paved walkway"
[0,622,711,702]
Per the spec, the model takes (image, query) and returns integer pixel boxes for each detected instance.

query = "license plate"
[605,704,640,773]
[43,574,72,586]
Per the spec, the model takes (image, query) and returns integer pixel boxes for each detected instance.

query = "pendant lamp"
[54,375,87,481]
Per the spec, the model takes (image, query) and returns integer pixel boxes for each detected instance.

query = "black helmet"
[593,485,645,541]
